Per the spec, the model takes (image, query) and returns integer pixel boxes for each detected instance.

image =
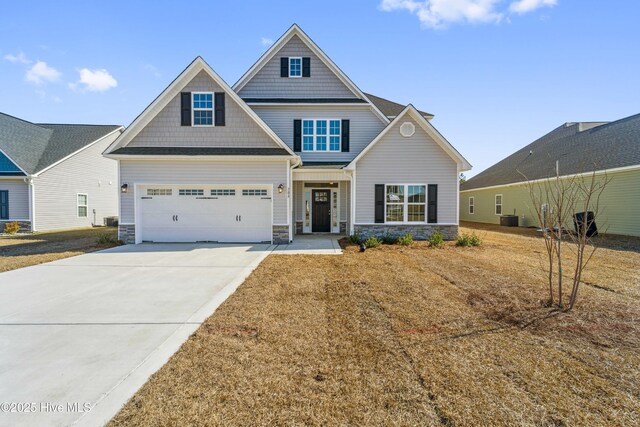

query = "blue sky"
[1,0,638,176]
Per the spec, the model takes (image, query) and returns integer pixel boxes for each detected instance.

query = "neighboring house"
[0,112,123,232]
[104,24,471,244]
[460,113,640,237]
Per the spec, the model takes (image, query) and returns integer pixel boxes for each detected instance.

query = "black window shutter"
[180,92,191,126]
[428,184,438,223]
[293,119,302,152]
[341,119,350,152]
[375,184,385,223]
[280,57,289,77]
[302,57,311,77]
[0,191,8,220]
[214,92,225,126]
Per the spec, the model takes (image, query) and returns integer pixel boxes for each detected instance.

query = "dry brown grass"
[0,227,119,272]
[110,226,640,427]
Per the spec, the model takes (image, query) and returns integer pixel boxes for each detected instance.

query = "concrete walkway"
[0,243,272,427]
[273,235,343,255]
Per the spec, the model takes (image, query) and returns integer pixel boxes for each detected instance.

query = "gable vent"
[400,122,415,138]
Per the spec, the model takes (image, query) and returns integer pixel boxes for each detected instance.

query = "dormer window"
[192,92,213,126]
[289,57,302,77]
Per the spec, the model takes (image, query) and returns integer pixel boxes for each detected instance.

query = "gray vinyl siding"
[238,35,358,99]
[355,116,458,224]
[251,105,385,162]
[33,132,120,231]
[0,180,29,220]
[119,159,289,224]
[128,70,280,149]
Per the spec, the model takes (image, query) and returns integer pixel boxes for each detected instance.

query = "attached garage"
[137,184,272,243]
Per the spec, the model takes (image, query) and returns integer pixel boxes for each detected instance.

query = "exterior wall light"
[121,183,129,193]
[278,184,284,193]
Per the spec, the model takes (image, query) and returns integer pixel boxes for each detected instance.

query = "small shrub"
[348,233,362,244]
[364,235,382,248]
[397,233,413,246]
[456,232,482,247]
[428,230,444,248]
[3,221,20,235]
[381,232,398,245]
[96,232,119,246]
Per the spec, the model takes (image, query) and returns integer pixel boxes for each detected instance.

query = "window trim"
[289,57,302,78]
[300,118,342,152]
[384,184,427,224]
[191,92,215,127]
[77,193,88,218]
[468,196,475,215]
[495,194,503,216]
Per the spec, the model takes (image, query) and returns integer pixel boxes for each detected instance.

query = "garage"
[137,185,272,243]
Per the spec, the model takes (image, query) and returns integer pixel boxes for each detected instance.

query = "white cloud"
[25,61,61,85]
[3,52,31,64]
[73,68,118,92]
[142,63,161,78]
[509,0,556,14]
[380,0,558,28]
[261,37,274,47]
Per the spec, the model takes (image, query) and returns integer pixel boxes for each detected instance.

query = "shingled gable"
[231,24,389,124]
[346,105,471,171]
[104,57,296,157]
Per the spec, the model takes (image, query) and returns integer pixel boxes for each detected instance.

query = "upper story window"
[302,119,341,152]
[192,92,213,126]
[289,57,302,77]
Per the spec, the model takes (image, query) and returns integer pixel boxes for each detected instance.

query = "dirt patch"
[0,227,119,272]
[110,227,640,426]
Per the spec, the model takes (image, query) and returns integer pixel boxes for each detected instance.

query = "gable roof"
[347,105,471,171]
[104,57,296,157]
[0,112,122,175]
[365,93,433,119]
[232,24,389,123]
[461,113,640,191]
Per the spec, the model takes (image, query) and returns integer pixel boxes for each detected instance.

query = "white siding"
[0,180,29,220]
[119,159,289,225]
[128,71,280,149]
[33,132,120,231]
[251,105,385,162]
[355,116,458,224]
[238,35,357,99]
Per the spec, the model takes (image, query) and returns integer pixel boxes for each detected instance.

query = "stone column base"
[118,224,136,244]
[272,225,289,244]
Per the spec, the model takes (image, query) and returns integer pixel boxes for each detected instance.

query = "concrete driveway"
[0,243,272,427]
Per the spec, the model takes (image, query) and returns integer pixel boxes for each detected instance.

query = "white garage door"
[137,185,272,243]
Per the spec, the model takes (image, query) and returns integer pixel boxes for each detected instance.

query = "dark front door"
[312,190,331,232]
[0,191,8,220]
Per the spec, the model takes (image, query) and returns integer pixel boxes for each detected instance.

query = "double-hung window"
[301,119,341,152]
[77,194,88,218]
[495,194,503,215]
[192,92,213,126]
[289,57,302,77]
[469,196,475,214]
[385,184,427,223]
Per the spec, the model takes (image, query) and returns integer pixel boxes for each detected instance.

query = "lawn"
[0,227,119,272]
[110,226,639,426]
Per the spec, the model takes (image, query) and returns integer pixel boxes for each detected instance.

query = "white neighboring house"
[0,112,123,232]
[104,24,471,245]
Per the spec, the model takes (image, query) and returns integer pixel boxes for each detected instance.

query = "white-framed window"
[179,189,204,196]
[469,196,475,214]
[147,188,172,196]
[495,194,503,215]
[242,189,268,196]
[77,193,88,218]
[289,57,302,77]
[301,119,341,152]
[211,189,236,196]
[385,184,427,223]
[192,92,213,126]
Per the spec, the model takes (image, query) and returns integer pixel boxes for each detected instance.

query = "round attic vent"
[400,122,415,137]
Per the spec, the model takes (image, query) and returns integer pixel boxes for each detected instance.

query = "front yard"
[110,226,639,426]
[0,227,119,272]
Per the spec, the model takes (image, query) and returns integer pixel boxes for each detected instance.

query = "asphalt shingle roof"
[0,112,121,175]
[364,93,433,118]
[461,113,640,191]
